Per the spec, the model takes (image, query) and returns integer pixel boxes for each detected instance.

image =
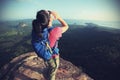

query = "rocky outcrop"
[0,52,93,80]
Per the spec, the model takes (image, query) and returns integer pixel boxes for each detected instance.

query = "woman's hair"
[32,10,50,37]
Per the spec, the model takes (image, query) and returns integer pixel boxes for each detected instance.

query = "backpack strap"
[44,27,55,55]
[43,27,54,55]
[45,42,53,54]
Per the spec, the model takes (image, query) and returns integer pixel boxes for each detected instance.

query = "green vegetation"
[0,20,120,80]
[0,21,33,69]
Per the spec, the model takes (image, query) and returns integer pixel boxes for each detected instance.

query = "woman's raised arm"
[51,11,69,33]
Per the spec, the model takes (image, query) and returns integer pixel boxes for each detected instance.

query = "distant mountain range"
[1,19,119,29]
[65,19,120,29]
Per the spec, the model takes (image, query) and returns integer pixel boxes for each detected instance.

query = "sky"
[0,0,120,22]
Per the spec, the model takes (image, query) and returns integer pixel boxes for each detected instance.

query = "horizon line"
[1,18,120,22]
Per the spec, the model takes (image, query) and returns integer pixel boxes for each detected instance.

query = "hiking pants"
[47,55,59,80]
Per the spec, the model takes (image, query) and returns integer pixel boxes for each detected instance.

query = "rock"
[0,52,93,80]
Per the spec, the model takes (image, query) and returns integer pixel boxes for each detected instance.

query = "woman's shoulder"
[49,27,62,48]
[49,27,62,36]
[51,26,62,32]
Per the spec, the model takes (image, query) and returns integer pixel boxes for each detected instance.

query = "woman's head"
[36,10,51,27]
[32,10,52,37]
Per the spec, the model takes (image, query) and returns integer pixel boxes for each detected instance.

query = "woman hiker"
[31,10,69,80]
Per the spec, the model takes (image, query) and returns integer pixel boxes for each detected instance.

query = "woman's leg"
[47,55,59,80]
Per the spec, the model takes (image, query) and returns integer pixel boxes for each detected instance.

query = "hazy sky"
[0,0,120,21]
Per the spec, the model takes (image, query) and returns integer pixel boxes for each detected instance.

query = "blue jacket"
[31,27,59,60]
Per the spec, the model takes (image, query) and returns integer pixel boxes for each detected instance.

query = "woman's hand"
[51,11,61,20]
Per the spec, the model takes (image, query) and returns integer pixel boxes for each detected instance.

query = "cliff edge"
[0,52,93,80]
